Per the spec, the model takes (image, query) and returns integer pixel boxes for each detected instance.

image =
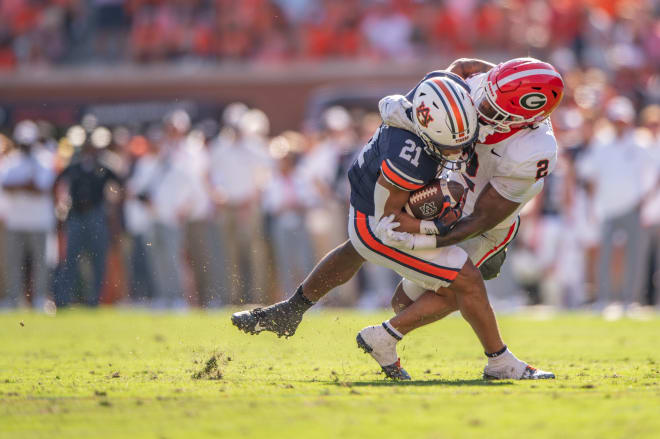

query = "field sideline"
[1,309,659,438]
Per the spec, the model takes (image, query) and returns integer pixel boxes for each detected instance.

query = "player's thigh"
[348,208,468,292]
[458,220,519,280]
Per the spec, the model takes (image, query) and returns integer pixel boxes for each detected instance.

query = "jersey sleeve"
[380,128,437,191]
[491,122,558,202]
[490,176,544,203]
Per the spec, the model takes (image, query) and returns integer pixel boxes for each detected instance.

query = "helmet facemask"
[415,124,479,172]
[474,84,535,133]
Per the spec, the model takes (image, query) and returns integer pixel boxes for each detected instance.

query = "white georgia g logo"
[519,92,547,110]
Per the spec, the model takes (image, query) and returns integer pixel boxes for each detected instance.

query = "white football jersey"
[453,73,559,230]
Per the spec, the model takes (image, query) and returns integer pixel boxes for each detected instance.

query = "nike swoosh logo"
[491,149,501,157]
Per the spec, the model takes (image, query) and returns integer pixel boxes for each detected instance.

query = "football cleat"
[483,364,555,380]
[231,302,303,338]
[356,333,411,381]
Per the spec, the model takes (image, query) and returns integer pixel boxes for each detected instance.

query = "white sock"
[382,320,403,341]
[359,324,399,366]
[487,348,516,366]
[486,348,527,378]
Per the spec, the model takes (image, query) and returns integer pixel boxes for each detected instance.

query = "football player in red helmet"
[470,58,564,133]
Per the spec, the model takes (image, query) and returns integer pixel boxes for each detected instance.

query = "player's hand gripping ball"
[404,178,466,235]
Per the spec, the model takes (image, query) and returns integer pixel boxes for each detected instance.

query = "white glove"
[382,228,415,250]
[374,214,413,249]
[378,95,415,132]
[374,214,400,242]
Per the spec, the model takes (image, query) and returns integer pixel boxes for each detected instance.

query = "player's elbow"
[447,58,471,76]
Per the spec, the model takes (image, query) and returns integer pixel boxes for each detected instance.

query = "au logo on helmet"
[416,102,434,128]
[519,92,547,110]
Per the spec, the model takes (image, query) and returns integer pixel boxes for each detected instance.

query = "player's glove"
[374,214,400,241]
[420,193,466,237]
[374,214,414,249]
[375,215,437,250]
[379,95,415,132]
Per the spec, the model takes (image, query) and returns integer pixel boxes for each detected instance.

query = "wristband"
[420,220,439,235]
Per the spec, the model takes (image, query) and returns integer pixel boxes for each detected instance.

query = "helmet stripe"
[426,81,456,134]
[496,69,563,87]
[432,79,465,134]
[444,79,470,134]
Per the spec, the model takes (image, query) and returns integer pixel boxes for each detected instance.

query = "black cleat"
[356,334,411,381]
[231,302,303,338]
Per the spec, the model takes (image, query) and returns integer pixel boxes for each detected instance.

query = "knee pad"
[401,278,427,301]
[479,248,508,281]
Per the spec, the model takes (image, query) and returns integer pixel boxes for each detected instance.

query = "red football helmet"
[473,58,564,133]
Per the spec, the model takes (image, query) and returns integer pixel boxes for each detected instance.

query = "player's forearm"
[447,58,496,79]
[392,210,422,234]
[434,214,493,247]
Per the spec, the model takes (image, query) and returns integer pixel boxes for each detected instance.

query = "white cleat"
[483,362,555,380]
[483,349,555,380]
[356,325,411,380]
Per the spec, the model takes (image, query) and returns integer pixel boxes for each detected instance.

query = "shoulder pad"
[495,122,558,180]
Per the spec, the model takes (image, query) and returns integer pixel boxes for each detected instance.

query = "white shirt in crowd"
[262,168,317,217]
[174,134,212,222]
[125,153,158,235]
[640,133,660,226]
[209,132,272,205]
[579,130,657,221]
[0,147,55,232]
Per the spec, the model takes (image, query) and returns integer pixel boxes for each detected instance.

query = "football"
[404,178,465,220]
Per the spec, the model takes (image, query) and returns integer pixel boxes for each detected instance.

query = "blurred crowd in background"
[0,0,658,68]
[0,104,392,310]
[0,0,659,316]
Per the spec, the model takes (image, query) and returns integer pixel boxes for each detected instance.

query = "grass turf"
[1,309,659,438]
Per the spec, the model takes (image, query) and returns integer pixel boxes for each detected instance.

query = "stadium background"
[0,0,659,315]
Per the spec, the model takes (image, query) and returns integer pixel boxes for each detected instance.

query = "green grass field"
[1,309,659,438]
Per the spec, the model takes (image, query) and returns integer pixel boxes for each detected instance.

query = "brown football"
[404,179,465,220]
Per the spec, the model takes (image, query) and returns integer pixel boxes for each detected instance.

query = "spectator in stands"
[361,1,413,59]
[148,111,196,309]
[209,104,272,304]
[54,133,122,307]
[0,121,55,309]
[0,134,12,301]
[181,125,222,308]
[124,134,158,304]
[578,97,657,318]
[262,138,316,297]
[639,105,660,307]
